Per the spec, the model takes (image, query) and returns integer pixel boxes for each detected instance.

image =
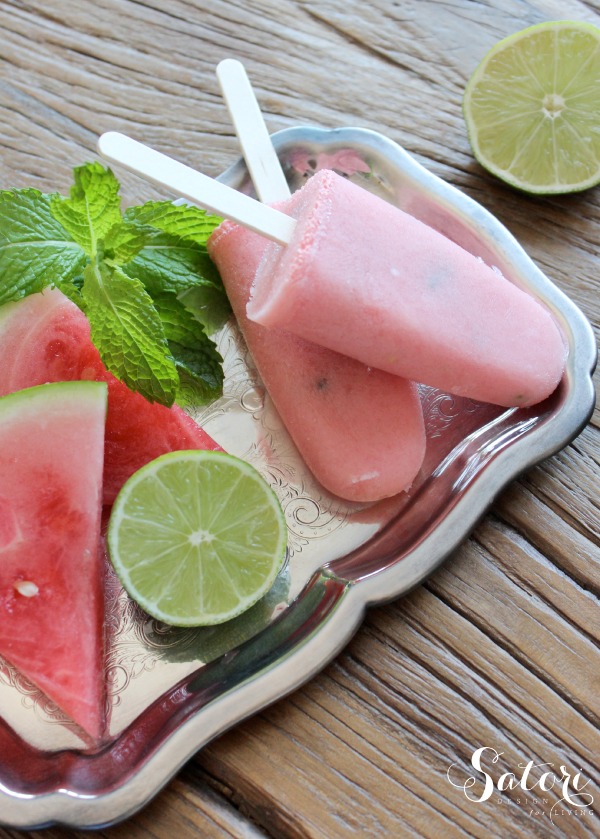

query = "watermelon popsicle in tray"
[207,58,426,504]
[0,125,596,829]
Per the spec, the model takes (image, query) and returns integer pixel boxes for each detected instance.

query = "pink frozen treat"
[247,169,566,408]
[208,219,426,503]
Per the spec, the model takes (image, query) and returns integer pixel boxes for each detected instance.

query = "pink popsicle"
[208,219,426,503]
[247,169,567,408]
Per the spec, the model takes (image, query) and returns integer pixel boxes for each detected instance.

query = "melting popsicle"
[246,169,567,408]
[208,60,427,502]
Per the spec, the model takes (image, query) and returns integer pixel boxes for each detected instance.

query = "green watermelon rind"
[0,380,108,417]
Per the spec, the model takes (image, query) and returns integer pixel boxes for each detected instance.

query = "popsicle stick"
[216,59,291,204]
[96,131,295,245]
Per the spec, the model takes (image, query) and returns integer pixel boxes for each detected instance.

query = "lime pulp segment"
[463,21,600,193]
[107,450,288,626]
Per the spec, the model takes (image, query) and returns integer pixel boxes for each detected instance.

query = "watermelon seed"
[14,580,39,597]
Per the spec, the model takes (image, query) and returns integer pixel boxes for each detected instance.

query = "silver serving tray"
[0,127,596,829]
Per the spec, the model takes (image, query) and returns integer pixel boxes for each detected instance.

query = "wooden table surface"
[0,1,598,837]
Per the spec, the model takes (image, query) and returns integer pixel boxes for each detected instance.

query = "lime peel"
[463,20,600,194]
[107,450,288,626]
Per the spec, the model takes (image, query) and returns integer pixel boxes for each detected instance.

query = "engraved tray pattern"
[0,127,596,829]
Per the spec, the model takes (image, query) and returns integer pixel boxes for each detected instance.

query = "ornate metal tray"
[0,127,596,829]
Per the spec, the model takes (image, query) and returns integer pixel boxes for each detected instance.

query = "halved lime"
[463,21,600,194]
[107,450,287,626]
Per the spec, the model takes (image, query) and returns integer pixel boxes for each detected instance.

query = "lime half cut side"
[107,450,288,626]
[463,21,600,194]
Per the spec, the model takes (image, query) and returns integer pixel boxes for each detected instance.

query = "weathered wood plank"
[497,480,599,592]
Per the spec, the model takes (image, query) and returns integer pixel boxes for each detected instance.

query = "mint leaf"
[171,341,224,408]
[82,261,179,405]
[125,201,223,246]
[120,200,232,340]
[153,292,224,407]
[154,291,205,346]
[104,219,157,264]
[50,163,122,257]
[56,279,86,308]
[122,228,229,299]
[179,284,232,334]
[0,189,87,306]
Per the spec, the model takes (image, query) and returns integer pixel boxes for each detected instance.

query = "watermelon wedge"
[0,288,222,504]
[0,381,107,740]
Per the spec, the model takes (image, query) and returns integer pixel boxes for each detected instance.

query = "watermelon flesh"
[0,381,107,740]
[0,288,222,505]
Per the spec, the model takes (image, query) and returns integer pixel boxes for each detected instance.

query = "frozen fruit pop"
[246,169,566,408]
[208,217,426,502]
[209,60,426,501]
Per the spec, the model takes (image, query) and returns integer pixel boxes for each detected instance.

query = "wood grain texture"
[0,1,598,837]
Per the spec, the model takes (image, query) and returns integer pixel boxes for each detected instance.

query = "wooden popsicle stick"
[216,59,291,204]
[96,131,295,245]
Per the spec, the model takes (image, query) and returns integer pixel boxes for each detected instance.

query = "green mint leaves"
[51,162,123,255]
[0,189,87,304]
[0,163,229,407]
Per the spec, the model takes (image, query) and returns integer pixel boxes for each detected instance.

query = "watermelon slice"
[0,288,222,504]
[0,381,107,740]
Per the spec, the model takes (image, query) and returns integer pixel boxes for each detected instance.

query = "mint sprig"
[0,163,231,407]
